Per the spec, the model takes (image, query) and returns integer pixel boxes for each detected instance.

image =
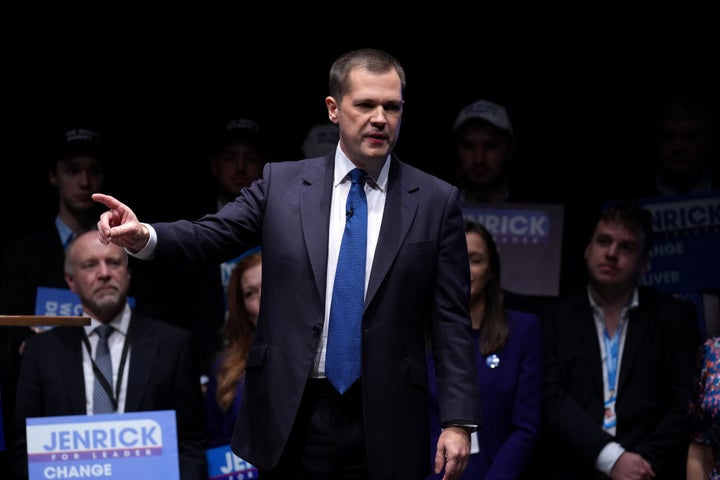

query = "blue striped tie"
[326,168,367,394]
[93,325,115,414]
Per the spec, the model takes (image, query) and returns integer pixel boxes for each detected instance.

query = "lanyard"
[82,331,131,413]
[603,323,623,393]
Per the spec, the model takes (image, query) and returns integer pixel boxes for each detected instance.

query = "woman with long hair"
[427,221,543,479]
[205,251,261,447]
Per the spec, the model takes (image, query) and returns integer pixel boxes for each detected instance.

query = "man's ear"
[326,96,339,123]
[64,272,76,293]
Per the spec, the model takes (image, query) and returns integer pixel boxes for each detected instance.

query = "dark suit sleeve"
[428,186,481,428]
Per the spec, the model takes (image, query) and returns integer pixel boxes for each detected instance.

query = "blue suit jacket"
[150,153,480,479]
[11,312,207,480]
[427,309,544,479]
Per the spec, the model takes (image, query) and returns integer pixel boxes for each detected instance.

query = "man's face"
[211,143,265,199]
[657,117,710,177]
[584,220,647,289]
[455,123,513,189]
[50,155,104,212]
[327,67,403,168]
[64,233,130,317]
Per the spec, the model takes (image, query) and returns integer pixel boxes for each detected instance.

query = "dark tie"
[93,324,115,414]
[326,168,367,394]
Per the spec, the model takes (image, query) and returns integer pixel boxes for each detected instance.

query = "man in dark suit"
[539,203,701,479]
[10,231,207,480]
[92,48,480,480]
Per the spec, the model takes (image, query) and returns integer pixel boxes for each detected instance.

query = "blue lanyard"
[603,325,622,392]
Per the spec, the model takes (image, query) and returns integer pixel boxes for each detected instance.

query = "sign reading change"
[26,410,179,480]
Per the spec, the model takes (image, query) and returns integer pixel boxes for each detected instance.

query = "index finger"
[92,193,122,210]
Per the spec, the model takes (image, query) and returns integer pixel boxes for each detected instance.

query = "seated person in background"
[209,117,268,211]
[625,95,719,340]
[0,126,108,315]
[426,221,543,479]
[539,202,701,479]
[10,231,207,480]
[642,95,717,197]
[447,98,585,314]
[205,251,261,448]
[449,99,517,203]
[130,117,267,383]
[686,334,720,480]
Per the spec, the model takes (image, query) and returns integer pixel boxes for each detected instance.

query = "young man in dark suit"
[92,48,480,480]
[10,231,207,480]
[539,203,702,479]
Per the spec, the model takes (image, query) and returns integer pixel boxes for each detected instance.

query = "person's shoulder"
[24,326,77,350]
[637,286,696,314]
[6,221,58,248]
[263,156,329,182]
[392,157,457,194]
[506,308,541,334]
[506,308,539,322]
[538,288,587,315]
[131,311,192,339]
[704,335,720,349]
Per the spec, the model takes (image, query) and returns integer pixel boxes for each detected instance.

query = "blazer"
[11,311,207,480]
[427,309,544,479]
[150,154,481,480]
[539,286,701,480]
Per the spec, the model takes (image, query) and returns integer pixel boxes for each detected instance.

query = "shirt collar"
[332,145,389,192]
[55,216,75,248]
[586,286,640,314]
[83,303,132,337]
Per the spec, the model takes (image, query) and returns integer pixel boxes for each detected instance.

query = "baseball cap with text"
[453,100,513,135]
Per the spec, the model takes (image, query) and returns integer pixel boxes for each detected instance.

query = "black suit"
[538,286,701,479]
[10,311,207,480]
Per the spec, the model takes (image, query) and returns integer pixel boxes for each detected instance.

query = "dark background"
[4,17,718,233]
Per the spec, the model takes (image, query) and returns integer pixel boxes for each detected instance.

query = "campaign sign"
[461,202,565,296]
[635,192,720,291]
[206,444,258,479]
[26,410,179,480]
[34,287,135,332]
[34,287,85,317]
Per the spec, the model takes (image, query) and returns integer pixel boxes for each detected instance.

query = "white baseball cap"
[453,99,513,135]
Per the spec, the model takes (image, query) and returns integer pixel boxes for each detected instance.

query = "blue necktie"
[326,168,367,394]
[93,324,115,414]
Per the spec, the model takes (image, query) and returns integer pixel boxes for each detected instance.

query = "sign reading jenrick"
[26,411,179,479]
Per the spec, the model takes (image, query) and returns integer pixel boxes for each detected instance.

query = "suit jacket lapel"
[575,295,605,396]
[58,327,88,414]
[124,314,157,411]
[618,300,650,393]
[298,156,417,310]
[366,158,416,307]
[300,155,335,304]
